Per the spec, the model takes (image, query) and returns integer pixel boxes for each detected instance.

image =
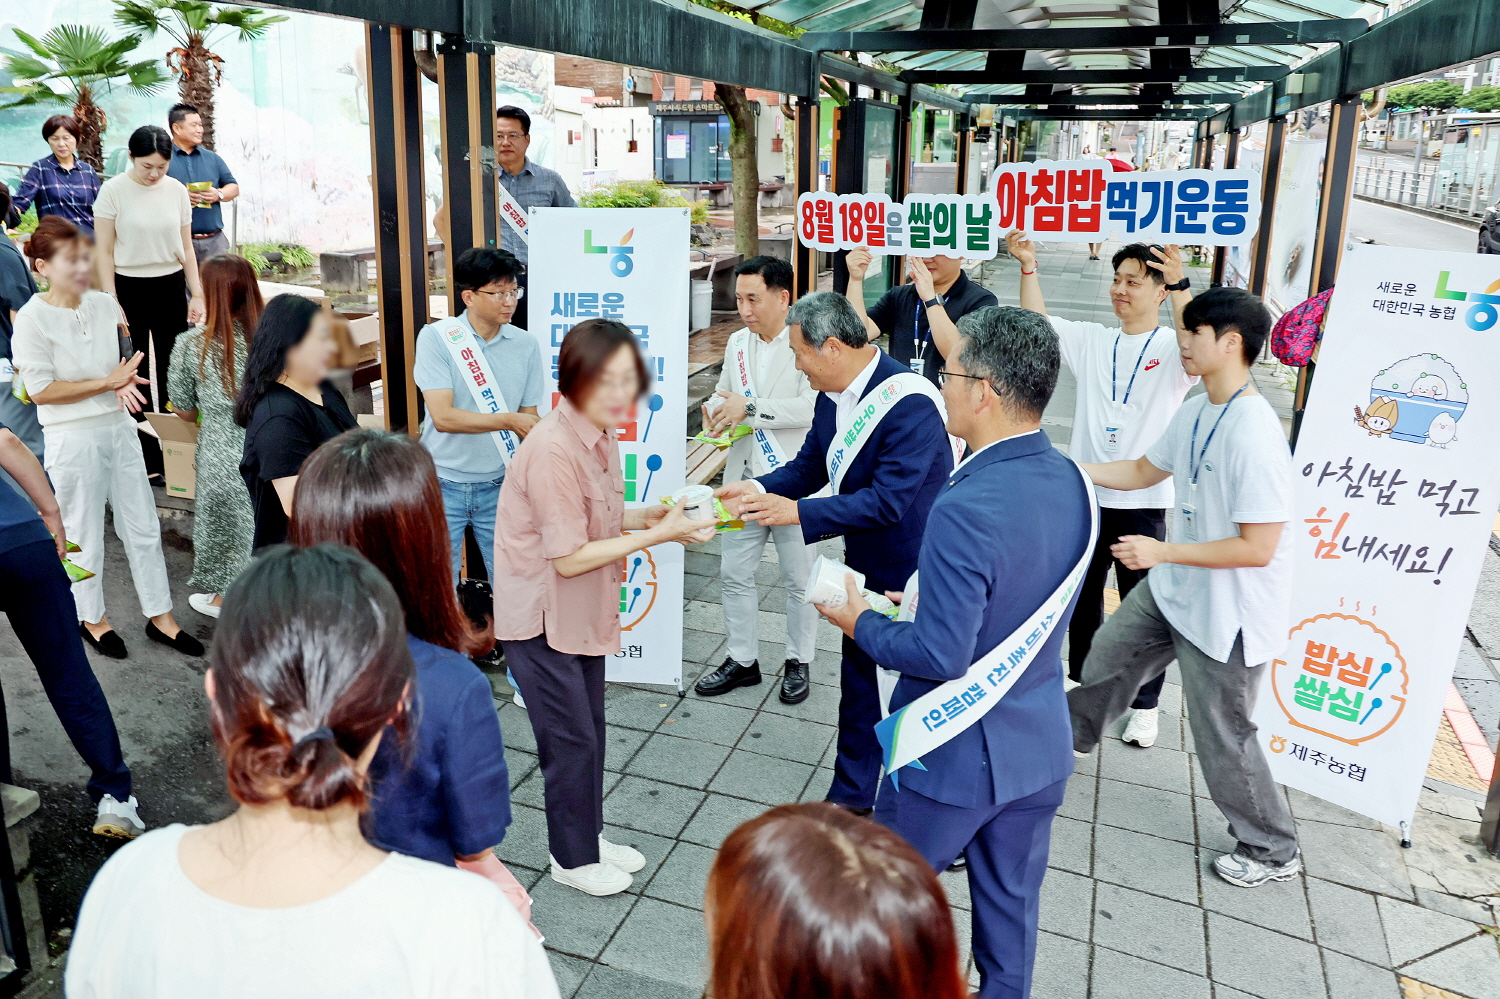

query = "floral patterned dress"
[167,323,253,593]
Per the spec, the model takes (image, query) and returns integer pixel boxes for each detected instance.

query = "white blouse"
[10,290,129,431]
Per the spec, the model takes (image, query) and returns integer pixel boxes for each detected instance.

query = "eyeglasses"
[474,287,525,302]
[936,368,990,390]
[496,131,527,143]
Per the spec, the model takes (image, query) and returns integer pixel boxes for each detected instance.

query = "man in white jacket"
[694,257,820,704]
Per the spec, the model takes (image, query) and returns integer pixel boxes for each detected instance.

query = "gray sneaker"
[93,794,145,839]
[1213,850,1301,887]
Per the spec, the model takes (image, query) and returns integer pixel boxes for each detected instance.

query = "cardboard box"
[345,313,381,364]
[143,412,199,500]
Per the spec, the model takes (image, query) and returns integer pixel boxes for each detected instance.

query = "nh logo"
[584,228,635,277]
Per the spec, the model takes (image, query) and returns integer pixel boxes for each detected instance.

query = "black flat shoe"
[694,657,761,697]
[79,624,127,660]
[145,621,205,657]
[780,660,810,704]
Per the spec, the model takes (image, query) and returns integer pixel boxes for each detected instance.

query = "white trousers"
[45,418,174,624]
[719,520,819,666]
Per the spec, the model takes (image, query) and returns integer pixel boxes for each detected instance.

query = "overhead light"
[1236,34,1250,43]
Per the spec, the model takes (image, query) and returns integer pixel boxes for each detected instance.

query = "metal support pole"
[832,98,856,296]
[1211,128,1239,286]
[1248,118,1285,299]
[793,96,819,300]
[437,36,499,315]
[955,113,972,194]
[1483,749,1500,856]
[365,23,428,435]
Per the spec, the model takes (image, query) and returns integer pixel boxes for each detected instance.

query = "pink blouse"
[492,397,625,656]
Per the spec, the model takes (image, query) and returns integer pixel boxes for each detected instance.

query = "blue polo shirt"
[166,143,237,234]
[413,314,544,482]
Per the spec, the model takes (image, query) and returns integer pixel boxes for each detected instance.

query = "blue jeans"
[439,476,504,582]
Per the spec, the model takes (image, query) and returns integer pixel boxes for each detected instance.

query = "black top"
[240,382,356,551]
[867,270,999,390]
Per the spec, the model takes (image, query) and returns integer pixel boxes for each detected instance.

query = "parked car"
[1481,200,1500,253]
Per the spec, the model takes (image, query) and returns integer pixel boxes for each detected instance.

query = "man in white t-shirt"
[1067,287,1298,889]
[1007,230,1197,749]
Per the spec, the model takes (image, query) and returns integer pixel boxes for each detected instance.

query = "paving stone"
[1399,934,1500,999]
[816,622,844,654]
[599,897,711,991]
[660,698,754,746]
[758,682,842,724]
[680,793,771,848]
[737,709,835,764]
[625,733,732,789]
[1297,818,1415,900]
[1413,887,1497,926]
[512,767,549,809]
[1377,895,1484,967]
[499,701,538,751]
[1093,882,1207,975]
[576,964,699,999]
[505,744,538,788]
[1307,877,1391,966]
[1207,913,1328,999]
[798,768,836,802]
[1099,743,1193,794]
[707,748,815,805]
[1324,951,1403,999]
[1048,814,1094,877]
[680,668,772,710]
[1039,868,1093,941]
[529,876,636,959]
[604,725,652,772]
[1199,853,1312,940]
[601,824,675,893]
[1058,771,1097,821]
[603,686,679,732]
[939,866,972,911]
[683,550,719,577]
[605,776,707,838]
[497,803,552,871]
[642,841,716,910]
[547,951,594,998]
[1092,824,1199,904]
[680,627,723,665]
[952,897,973,969]
[1193,802,1240,856]
[1096,778,1196,844]
[1088,946,1213,999]
[1287,786,1385,830]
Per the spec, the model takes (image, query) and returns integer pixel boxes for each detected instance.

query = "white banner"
[1252,243,1500,830]
[527,207,690,687]
[797,192,998,259]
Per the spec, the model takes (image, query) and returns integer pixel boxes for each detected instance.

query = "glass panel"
[932,111,957,163]
[861,103,900,307]
[656,119,694,184]
[1264,104,1330,317]
[1224,121,1268,290]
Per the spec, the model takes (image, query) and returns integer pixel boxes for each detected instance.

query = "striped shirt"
[498,158,575,264]
[13,154,101,233]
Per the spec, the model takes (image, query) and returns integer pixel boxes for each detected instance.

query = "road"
[1347,197,1481,253]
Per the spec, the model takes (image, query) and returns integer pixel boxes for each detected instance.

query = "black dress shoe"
[145,621,205,657]
[79,624,127,660]
[947,851,968,872]
[695,657,761,697]
[780,660,810,704]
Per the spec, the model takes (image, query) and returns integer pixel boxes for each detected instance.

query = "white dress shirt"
[828,350,883,429]
[756,327,787,386]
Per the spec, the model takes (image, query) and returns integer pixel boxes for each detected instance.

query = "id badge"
[1180,482,1198,541]
[909,356,926,377]
[1102,401,1129,453]
[0,357,11,385]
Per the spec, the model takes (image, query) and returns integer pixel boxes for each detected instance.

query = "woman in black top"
[234,296,356,551]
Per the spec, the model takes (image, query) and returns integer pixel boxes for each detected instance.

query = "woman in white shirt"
[11,217,200,660]
[66,544,561,999]
[94,125,204,479]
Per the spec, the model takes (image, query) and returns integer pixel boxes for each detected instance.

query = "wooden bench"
[686,441,730,486]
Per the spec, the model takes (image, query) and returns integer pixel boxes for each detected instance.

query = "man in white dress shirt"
[693,257,820,704]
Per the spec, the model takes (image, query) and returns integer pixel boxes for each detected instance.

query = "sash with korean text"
[728,327,790,476]
[826,372,946,494]
[433,318,516,464]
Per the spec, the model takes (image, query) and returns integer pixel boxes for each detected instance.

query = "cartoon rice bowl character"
[1426,411,1458,448]
[1354,397,1398,437]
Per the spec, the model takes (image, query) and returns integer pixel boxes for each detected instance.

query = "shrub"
[238,241,315,275]
[579,179,710,225]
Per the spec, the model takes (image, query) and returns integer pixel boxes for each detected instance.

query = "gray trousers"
[719,520,819,666]
[1067,582,1299,864]
[190,230,230,263]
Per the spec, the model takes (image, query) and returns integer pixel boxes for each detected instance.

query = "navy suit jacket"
[755,350,952,592]
[853,430,1094,810]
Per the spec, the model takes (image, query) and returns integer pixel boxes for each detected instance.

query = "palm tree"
[1,25,169,171]
[114,1,288,149]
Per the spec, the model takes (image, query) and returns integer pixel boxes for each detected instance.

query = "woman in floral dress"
[167,254,262,618]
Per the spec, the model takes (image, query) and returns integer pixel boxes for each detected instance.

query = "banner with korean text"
[1252,243,1500,830]
[527,207,690,687]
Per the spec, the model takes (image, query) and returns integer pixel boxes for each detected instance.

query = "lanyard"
[1111,327,1160,405]
[912,294,942,363]
[1189,383,1249,485]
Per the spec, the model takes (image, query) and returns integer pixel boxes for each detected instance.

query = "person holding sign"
[1008,230,1197,750]
[694,256,820,705]
[816,306,1093,999]
[717,292,953,815]
[1068,287,1300,889]
[843,248,996,392]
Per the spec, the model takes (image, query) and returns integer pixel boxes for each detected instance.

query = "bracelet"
[1021,268,1037,276]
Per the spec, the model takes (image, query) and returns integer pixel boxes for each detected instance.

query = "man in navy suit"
[819,306,1095,999]
[717,291,952,812]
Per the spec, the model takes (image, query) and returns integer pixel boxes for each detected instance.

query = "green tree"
[1459,85,1500,113]
[114,0,287,149]
[1385,82,1464,114]
[0,24,168,170]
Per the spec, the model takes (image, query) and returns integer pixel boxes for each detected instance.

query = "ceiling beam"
[918,0,980,31]
[963,92,1248,105]
[906,67,1290,84]
[1004,109,1207,120]
[799,19,1366,54]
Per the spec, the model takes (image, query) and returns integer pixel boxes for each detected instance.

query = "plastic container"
[803,555,867,607]
[670,484,716,523]
[690,280,714,331]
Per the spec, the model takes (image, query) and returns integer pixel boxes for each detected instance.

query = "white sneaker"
[93,794,145,839]
[599,835,645,873]
[1121,707,1159,748]
[187,593,221,619]
[550,857,632,896]
[513,689,526,709]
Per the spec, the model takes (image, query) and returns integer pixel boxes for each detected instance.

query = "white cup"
[670,485,716,523]
[803,555,866,607]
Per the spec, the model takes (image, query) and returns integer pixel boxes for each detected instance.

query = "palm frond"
[8,29,55,62]
[2,53,53,82]
[212,7,289,39]
[124,58,171,93]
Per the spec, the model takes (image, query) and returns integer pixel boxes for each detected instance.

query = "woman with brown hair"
[705,802,970,999]
[168,253,263,618]
[493,318,715,897]
[65,544,559,998]
[288,428,535,930]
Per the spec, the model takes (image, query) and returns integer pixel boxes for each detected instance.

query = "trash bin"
[691,280,714,331]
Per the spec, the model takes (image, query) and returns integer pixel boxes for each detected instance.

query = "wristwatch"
[922,296,943,310]
[744,399,758,421]
[1164,277,1191,292]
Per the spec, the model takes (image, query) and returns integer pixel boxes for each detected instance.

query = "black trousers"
[115,270,189,475]
[0,539,131,802]
[502,633,605,869]
[1068,506,1168,710]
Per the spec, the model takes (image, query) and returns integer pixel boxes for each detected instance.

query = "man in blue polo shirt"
[414,247,543,586]
[165,103,239,262]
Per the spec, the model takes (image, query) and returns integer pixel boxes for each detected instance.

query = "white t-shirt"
[1051,316,1197,509]
[93,173,192,278]
[11,291,132,431]
[1144,392,1293,667]
[66,824,561,999]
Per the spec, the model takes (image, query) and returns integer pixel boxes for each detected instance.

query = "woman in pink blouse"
[493,319,714,898]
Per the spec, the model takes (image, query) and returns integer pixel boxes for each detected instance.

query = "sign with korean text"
[527,207,690,687]
[1252,243,1500,829]
[797,192,998,259]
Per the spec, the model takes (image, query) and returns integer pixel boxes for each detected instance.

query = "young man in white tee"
[1068,286,1299,889]
[1007,231,1198,749]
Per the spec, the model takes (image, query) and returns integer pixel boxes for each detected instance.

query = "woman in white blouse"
[12,217,200,660]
